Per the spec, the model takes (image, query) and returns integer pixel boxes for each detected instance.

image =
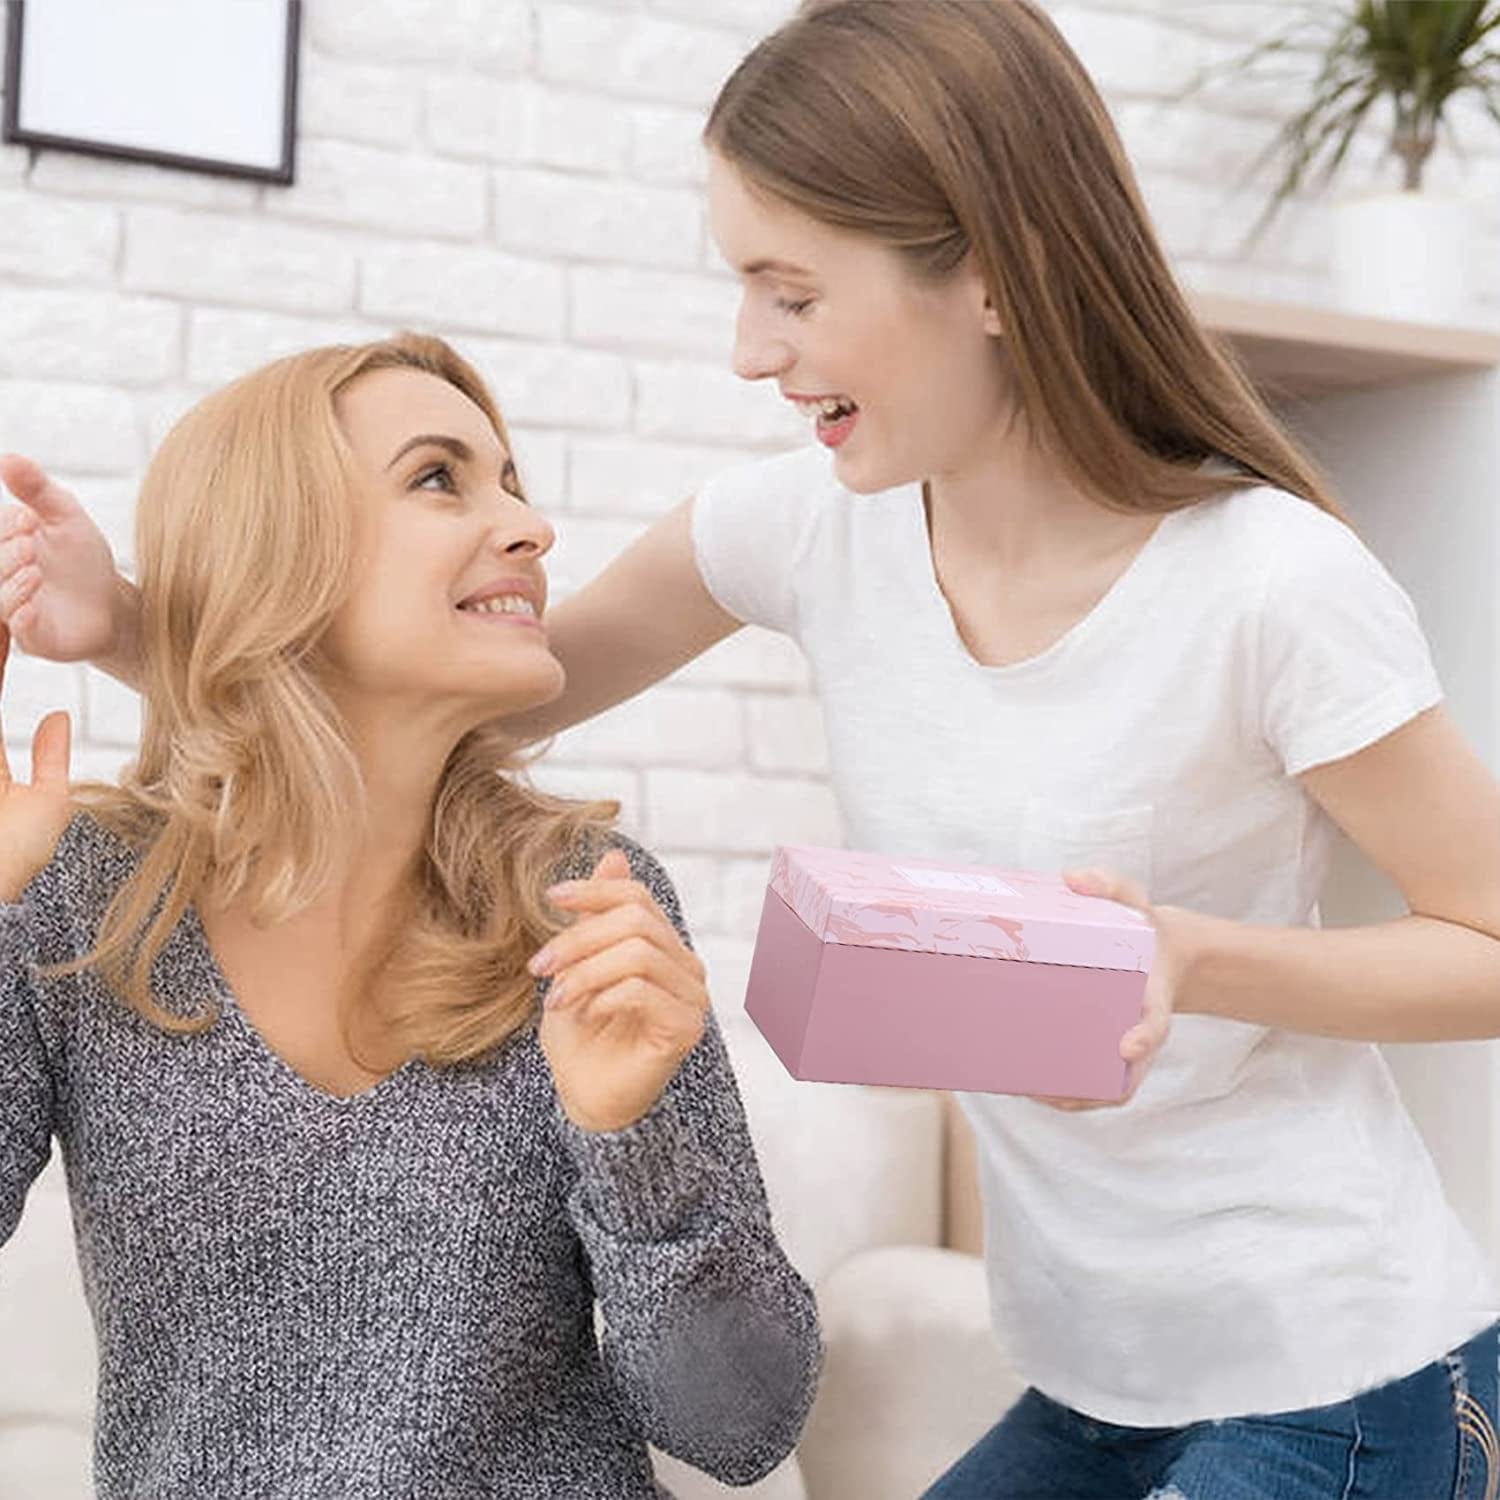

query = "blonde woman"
[0,333,819,1499]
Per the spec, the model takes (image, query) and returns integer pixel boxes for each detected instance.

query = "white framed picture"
[2,0,300,184]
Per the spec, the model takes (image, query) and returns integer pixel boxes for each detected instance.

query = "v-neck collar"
[182,903,425,1110]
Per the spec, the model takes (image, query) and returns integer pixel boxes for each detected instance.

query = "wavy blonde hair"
[66,332,616,1066]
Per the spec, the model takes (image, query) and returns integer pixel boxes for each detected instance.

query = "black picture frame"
[2,0,300,186]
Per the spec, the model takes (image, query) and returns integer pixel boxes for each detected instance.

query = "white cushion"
[798,1246,1024,1500]
[718,1011,945,1288]
[0,1421,93,1500]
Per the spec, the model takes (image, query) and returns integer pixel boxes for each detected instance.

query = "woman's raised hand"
[0,453,125,665]
[532,848,709,1134]
[0,624,72,903]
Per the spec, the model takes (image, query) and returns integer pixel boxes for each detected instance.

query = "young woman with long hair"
[5,3,1499,1494]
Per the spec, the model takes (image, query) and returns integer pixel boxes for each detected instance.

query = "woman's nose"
[732,308,792,382]
[490,496,555,560]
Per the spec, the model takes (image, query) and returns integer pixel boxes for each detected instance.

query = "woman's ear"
[959,256,1003,337]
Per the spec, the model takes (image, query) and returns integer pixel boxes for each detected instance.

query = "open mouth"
[793,394,860,448]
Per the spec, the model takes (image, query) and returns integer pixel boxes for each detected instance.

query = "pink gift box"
[744,845,1155,1100]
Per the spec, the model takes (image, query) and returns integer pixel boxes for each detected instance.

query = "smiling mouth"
[790,393,860,449]
[455,594,539,619]
[792,394,859,425]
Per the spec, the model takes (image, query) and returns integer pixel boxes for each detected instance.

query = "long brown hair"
[706,0,1344,520]
[63,334,616,1066]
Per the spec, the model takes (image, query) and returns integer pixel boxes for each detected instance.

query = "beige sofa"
[0,1004,1020,1500]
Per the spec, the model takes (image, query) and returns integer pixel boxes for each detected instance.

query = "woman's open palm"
[0,453,121,664]
[0,624,72,901]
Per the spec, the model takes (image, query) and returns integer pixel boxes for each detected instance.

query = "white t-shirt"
[691,443,1498,1427]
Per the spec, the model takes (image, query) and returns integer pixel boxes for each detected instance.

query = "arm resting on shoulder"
[498,500,741,746]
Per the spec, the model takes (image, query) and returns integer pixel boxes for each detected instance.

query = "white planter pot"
[1330,190,1475,326]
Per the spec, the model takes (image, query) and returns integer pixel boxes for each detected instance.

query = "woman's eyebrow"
[386,432,522,494]
[742,257,816,278]
[385,433,474,470]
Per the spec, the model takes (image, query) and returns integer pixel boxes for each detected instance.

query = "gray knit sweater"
[0,813,820,1499]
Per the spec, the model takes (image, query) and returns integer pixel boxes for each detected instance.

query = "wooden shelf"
[1191,291,1500,401]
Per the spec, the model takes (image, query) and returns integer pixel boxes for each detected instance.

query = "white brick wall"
[1,0,1497,999]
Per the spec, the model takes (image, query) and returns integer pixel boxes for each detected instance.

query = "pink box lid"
[768,844,1154,973]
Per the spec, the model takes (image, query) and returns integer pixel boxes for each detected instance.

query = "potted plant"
[1202,0,1500,324]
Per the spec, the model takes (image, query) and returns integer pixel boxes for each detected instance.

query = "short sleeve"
[689,447,830,637]
[1256,503,1442,776]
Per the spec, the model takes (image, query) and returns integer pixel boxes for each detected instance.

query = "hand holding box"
[745,845,1155,1101]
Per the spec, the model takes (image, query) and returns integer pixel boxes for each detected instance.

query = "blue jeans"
[921,1322,1500,1500]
